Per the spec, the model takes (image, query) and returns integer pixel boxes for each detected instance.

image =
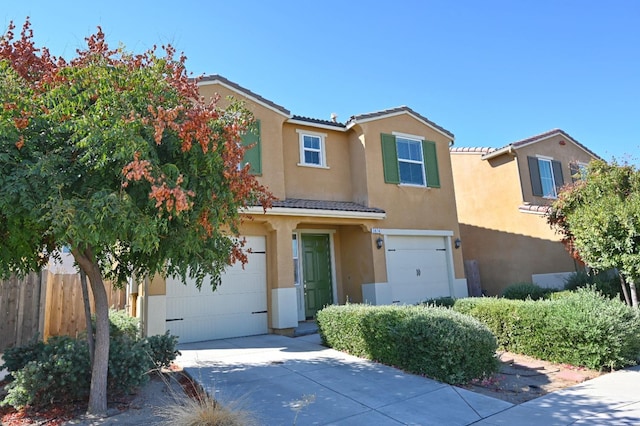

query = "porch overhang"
[243,198,386,220]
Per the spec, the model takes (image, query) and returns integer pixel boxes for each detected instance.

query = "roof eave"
[242,206,386,220]
[286,118,347,132]
[510,130,602,161]
[198,76,292,118]
[346,108,455,141]
[481,145,515,160]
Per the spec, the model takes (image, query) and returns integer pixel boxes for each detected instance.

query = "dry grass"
[155,374,256,426]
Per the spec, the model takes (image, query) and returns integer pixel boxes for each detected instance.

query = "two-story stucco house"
[450,129,600,296]
[142,75,468,343]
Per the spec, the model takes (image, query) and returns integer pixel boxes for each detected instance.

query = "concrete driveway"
[177,333,640,425]
[176,333,512,425]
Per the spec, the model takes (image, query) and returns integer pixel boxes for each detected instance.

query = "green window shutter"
[552,160,564,189]
[422,140,440,188]
[381,133,400,184]
[241,119,261,175]
[528,156,543,196]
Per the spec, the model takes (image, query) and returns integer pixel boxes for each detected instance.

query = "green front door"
[302,234,333,319]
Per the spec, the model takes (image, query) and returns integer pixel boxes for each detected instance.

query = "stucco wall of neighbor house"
[198,82,288,200]
[451,151,523,233]
[281,123,353,201]
[516,135,596,205]
[450,140,590,296]
[459,223,580,295]
[350,115,466,280]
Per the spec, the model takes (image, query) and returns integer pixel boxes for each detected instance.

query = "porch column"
[268,219,299,331]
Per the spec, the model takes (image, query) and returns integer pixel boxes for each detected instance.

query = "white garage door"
[386,235,452,304]
[165,236,267,343]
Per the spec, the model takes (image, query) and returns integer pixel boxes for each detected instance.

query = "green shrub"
[501,282,554,300]
[564,271,620,299]
[146,331,181,369]
[108,335,152,395]
[420,296,456,308]
[452,297,528,349]
[453,289,640,369]
[1,336,91,408]
[317,304,498,384]
[542,289,640,369]
[1,309,179,409]
[1,336,45,373]
[107,309,140,339]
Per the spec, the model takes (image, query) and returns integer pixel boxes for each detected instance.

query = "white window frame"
[536,156,557,199]
[292,234,300,286]
[297,129,328,168]
[396,136,426,187]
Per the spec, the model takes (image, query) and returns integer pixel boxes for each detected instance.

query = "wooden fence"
[0,272,45,352]
[43,272,126,340]
[0,271,126,352]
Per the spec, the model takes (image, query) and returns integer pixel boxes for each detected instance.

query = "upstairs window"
[528,156,564,198]
[240,120,261,175]
[381,133,440,188]
[297,130,328,168]
[396,137,426,186]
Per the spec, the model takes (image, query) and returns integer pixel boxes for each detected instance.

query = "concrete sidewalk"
[176,334,640,425]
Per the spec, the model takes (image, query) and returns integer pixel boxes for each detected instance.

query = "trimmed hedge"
[316,304,498,384]
[453,288,640,370]
[501,282,555,300]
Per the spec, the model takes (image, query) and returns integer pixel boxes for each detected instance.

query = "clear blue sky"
[3,1,639,163]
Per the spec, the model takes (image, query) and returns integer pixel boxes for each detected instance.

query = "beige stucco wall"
[452,152,524,234]
[198,83,288,200]
[450,138,594,295]
[350,115,465,280]
[281,123,353,201]
[338,225,382,303]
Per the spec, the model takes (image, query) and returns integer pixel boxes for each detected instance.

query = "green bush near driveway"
[1,311,180,409]
[316,304,499,385]
[453,288,640,370]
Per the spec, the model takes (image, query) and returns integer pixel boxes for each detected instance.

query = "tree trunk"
[73,247,110,416]
[629,279,638,308]
[80,269,95,368]
[619,274,631,306]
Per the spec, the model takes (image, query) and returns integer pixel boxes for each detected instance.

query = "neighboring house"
[450,129,599,296]
[143,75,468,343]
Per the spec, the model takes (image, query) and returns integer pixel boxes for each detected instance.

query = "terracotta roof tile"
[198,74,291,116]
[290,115,346,129]
[271,198,385,214]
[450,147,495,154]
[347,106,455,140]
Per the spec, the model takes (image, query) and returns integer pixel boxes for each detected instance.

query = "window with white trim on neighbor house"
[380,133,440,188]
[297,130,327,167]
[528,156,564,198]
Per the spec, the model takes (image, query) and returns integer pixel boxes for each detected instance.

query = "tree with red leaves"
[547,159,639,307]
[0,19,272,415]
